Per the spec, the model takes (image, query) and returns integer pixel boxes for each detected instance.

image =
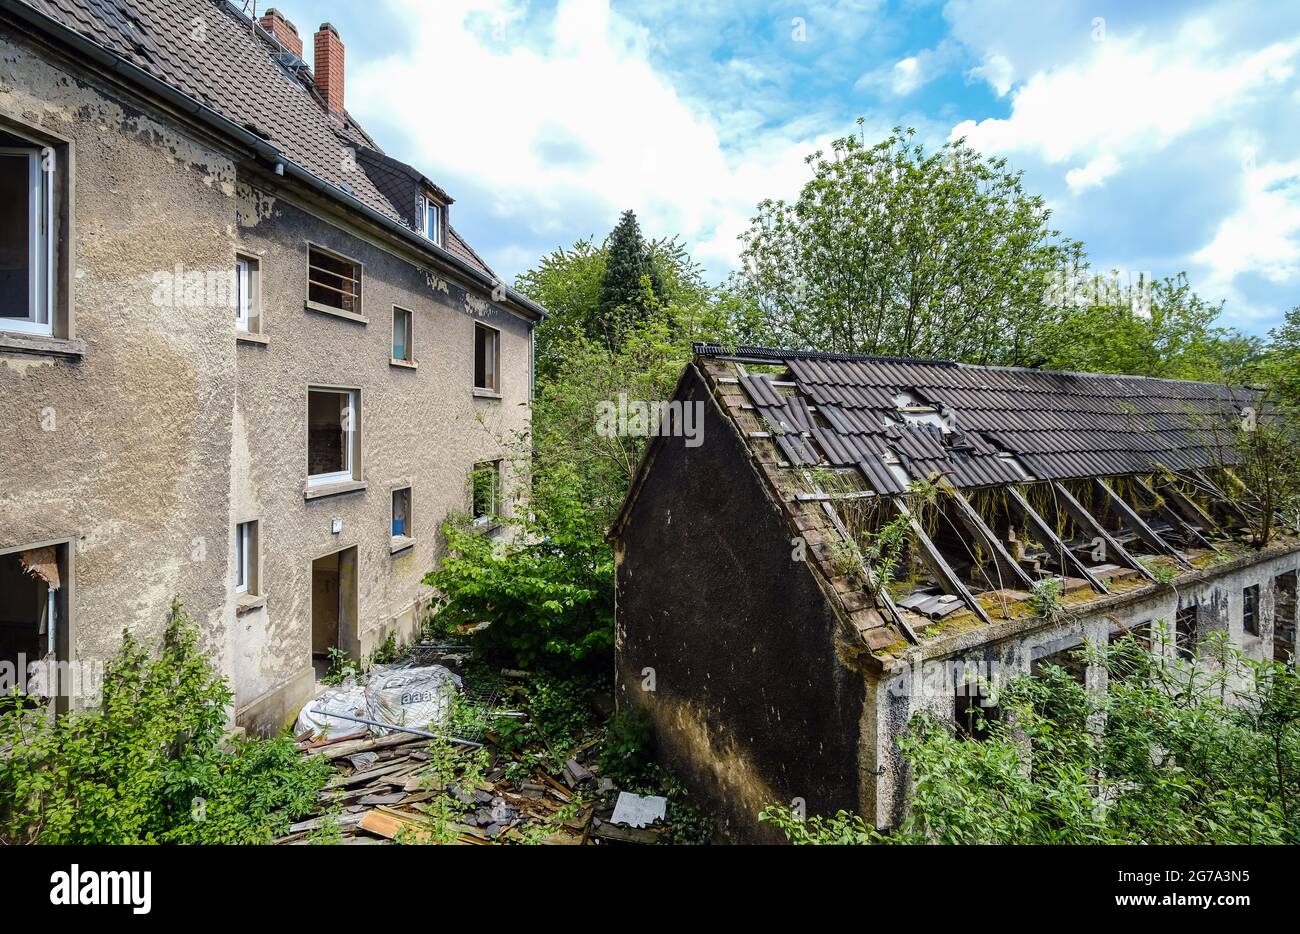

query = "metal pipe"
[310,708,484,748]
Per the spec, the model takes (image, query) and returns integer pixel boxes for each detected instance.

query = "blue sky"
[269,0,1300,335]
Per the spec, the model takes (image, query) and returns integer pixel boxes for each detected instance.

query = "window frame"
[234,520,260,596]
[1243,584,1261,637]
[471,460,500,526]
[391,486,412,539]
[419,196,443,247]
[306,386,360,488]
[474,322,501,393]
[392,306,413,363]
[0,145,55,337]
[234,256,252,332]
[305,243,364,321]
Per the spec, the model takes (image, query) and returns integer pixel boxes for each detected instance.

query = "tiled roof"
[702,344,1256,495]
[22,0,497,280]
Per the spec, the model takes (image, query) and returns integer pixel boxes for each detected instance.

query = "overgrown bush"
[599,707,656,789]
[0,602,329,844]
[423,515,614,675]
[762,632,1300,844]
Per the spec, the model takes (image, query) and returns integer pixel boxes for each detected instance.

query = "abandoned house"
[611,344,1300,842]
[0,1,544,729]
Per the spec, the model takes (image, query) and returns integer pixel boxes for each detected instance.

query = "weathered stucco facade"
[0,7,540,732]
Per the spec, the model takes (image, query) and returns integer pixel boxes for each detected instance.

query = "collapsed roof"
[627,344,1290,666]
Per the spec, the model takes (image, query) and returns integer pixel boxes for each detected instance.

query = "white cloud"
[856,40,958,96]
[966,53,1012,96]
[1194,158,1300,293]
[1064,153,1119,193]
[349,0,830,277]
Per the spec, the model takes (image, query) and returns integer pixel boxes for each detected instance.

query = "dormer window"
[419,195,443,247]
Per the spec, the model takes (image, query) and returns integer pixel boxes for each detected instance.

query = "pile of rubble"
[277,646,668,845]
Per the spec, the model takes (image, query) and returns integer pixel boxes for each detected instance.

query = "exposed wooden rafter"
[1051,482,1156,582]
[1095,479,1193,570]
[1132,476,1223,554]
[890,496,993,626]
[1005,486,1108,594]
[938,480,1037,591]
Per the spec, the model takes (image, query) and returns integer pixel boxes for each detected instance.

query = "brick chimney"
[259,8,302,59]
[313,23,345,121]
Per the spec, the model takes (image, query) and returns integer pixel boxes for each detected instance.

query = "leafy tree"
[0,603,328,844]
[734,124,1083,365]
[516,237,608,380]
[1258,305,1300,405]
[762,632,1300,844]
[1043,272,1265,382]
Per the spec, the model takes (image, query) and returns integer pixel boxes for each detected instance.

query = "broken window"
[471,461,500,524]
[1242,584,1260,637]
[0,543,68,708]
[307,387,358,487]
[474,323,499,392]
[391,487,411,538]
[1274,571,1296,663]
[0,141,54,336]
[1175,604,1199,660]
[307,245,360,315]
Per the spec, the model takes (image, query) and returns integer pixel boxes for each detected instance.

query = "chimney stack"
[313,23,345,121]
[259,8,302,59]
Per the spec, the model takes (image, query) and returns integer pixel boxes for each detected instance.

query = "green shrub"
[0,602,329,844]
[599,707,656,789]
[423,515,613,674]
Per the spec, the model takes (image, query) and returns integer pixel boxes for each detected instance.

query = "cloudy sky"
[270,0,1300,335]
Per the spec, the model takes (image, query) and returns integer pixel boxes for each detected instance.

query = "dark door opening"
[0,543,70,711]
[311,546,357,681]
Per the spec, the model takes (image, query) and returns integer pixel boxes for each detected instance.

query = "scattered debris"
[611,791,667,828]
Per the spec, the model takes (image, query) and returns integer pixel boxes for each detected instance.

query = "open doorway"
[311,546,357,682]
[0,542,71,712]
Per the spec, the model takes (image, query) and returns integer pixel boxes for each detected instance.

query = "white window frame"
[306,387,358,488]
[235,257,251,332]
[235,522,251,594]
[1,145,54,336]
[420,196,443,247]
[471,461,499,526]
[392,306,412,361]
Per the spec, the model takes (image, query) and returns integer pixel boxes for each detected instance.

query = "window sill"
[303,478,367,500]
[472,388,503,400]
[305,300,368,325]
[237,331,270,346]
[471,518,503,535]
[236,593,267,615]
[0,332,86,358]
[390,535,416,555]
[390,358,417,370]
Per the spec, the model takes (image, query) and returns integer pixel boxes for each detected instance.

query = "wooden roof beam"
[1006,485,1108,594]
[1052,482,1156,582]
[1132,476,1223,554]
[938,480,1037,591]
[1095,479,1193,570]
[890,496,993,626]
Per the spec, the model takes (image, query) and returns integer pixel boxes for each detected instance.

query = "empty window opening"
[1032,644,1088,684]
[1175,604,1199,660]
[1274,571,1296,664]
[235,520,259,596]
[234,254,260,334]
[307,245,360,315]
[1243,584,1260,637]
[474,323,499,392]
[307,388,358,487]
[955,690,1000,740]
[392,487,411,538]
[472,461,500,525]
[392,307,412,362]
[0,544,69,710]
[0,141,54,336]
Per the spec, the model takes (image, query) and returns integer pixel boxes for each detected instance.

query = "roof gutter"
[2,0,548,322]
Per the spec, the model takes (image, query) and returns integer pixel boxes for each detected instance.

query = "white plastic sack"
[296,683,368,740]
[363,664,462,735]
